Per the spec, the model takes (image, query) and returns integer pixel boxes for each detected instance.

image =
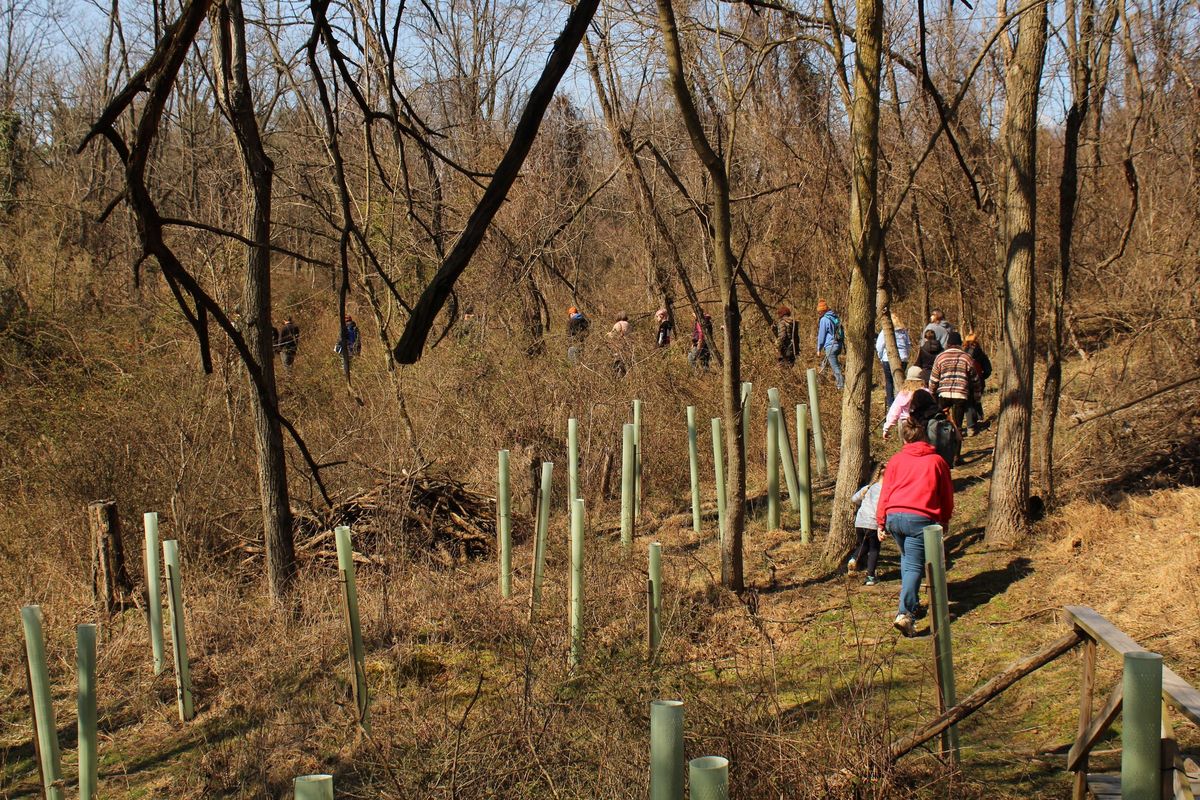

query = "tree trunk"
[877,248,905,390]
[655,0,745,590]
[986,0,1049,547]
[89,500,135,617]
[824,0,884,563]
[1041,0,1114,508]
[213,0,295,599]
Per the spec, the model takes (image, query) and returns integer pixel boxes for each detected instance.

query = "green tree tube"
[294,774,334,799]
[711,418,726,547]
[530,461,554,620]
[686,406,701,533]
[20,605,63,800]
[498,450,512,598]
[569,498,585,666]
[162,540,194,722]
[805,368,828,475]
[622,424,636,554]
[740,382,752,451]
[648,542,663,658]
[795,405,813,543]
[649,699,684,800]
[767,388,800,511]
[335,526,369,730]
[922,524,958,759]
[143,512,165,675]
[689,755,729,800]
[766,408,780,529]
[568,417,579,512]
[632,399,643,517]
[1121,651,1163,800]
[77,623,98,799]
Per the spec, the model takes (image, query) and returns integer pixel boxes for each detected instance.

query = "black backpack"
[926,412,961,467]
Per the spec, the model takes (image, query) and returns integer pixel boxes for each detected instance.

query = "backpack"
[827,311,845,349]
[779,319,798,359]
[926,411,961,468]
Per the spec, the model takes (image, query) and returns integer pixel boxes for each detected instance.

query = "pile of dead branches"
[244,473,530,570]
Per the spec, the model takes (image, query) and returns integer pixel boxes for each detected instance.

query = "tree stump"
[89,500,135,617]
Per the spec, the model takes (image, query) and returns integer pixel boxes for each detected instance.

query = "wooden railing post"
[1072,634,1096,800]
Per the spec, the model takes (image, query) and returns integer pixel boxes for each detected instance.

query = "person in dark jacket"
[654,308,674,348]
[916,329,942,385]
[336,315,361,357]
[877,414,954,637]
[963,332,992,435]
[775,306,799,366]
[277,317,300,369]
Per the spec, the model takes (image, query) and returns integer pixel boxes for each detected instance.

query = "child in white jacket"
[848,463,884,585]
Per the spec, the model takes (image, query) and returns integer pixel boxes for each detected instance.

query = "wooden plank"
[1065,606,1200,728]
[1089,773,1200,799]
[1067,682,1123,772]
[1074,637,1097,800]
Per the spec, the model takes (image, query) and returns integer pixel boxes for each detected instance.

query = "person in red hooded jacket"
[876,391,954,637]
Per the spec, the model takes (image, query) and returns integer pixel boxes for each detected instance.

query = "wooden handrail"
[1064,606,1200,728]
[1066,682,1122,772]
[890,630,1083,762]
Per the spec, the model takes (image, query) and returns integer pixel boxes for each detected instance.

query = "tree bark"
[89,500,135,616]
[213,0,295,599]
[986,0,1049,547]
[824,0,884,562]
[655,0,745,590]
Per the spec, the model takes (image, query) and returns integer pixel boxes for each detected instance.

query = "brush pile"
[245,473,530,570]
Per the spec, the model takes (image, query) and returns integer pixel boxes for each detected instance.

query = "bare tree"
[655,0,746,590]
[985,0,1049,547]
[823,0,884,562]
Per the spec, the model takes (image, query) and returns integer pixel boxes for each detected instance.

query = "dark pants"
[939,396,969,431]
[882,360,908,410]
[281,347,296,368]
[852,527,881,576]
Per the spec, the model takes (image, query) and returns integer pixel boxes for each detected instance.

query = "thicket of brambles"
[0,0,1196,795]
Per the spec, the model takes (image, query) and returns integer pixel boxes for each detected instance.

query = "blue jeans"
[886,512,934,619]
[822,344,844,389]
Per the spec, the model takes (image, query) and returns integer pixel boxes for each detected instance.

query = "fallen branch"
[1071,372,1200,426]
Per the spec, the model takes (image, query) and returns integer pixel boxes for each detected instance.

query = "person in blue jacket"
[816,299,844,390]
[876,312,912,409]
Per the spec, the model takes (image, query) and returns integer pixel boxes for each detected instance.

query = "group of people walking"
[847,308,993,637]
[268,314,363,371]
[564,305,716,375]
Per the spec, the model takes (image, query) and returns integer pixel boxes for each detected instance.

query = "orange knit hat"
[816,299,829,314]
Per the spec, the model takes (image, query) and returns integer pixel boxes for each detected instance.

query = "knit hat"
[816,299,829,314]
[947,331,963,347]
[655,308,669,322]
[568,306,578,316]
[777,305,791,317]
[964,332,978,345]
[905,365,924,381]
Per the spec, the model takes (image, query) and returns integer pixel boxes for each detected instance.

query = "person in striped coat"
[928,331,983,434]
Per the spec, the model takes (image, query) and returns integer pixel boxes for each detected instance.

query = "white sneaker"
[893,614,915,637]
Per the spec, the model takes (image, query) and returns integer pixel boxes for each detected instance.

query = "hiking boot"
[846,557,857,572]
[864,575,878,587]
[893,614,915,637]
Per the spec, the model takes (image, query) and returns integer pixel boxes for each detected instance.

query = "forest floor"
[1,389,1198,798]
